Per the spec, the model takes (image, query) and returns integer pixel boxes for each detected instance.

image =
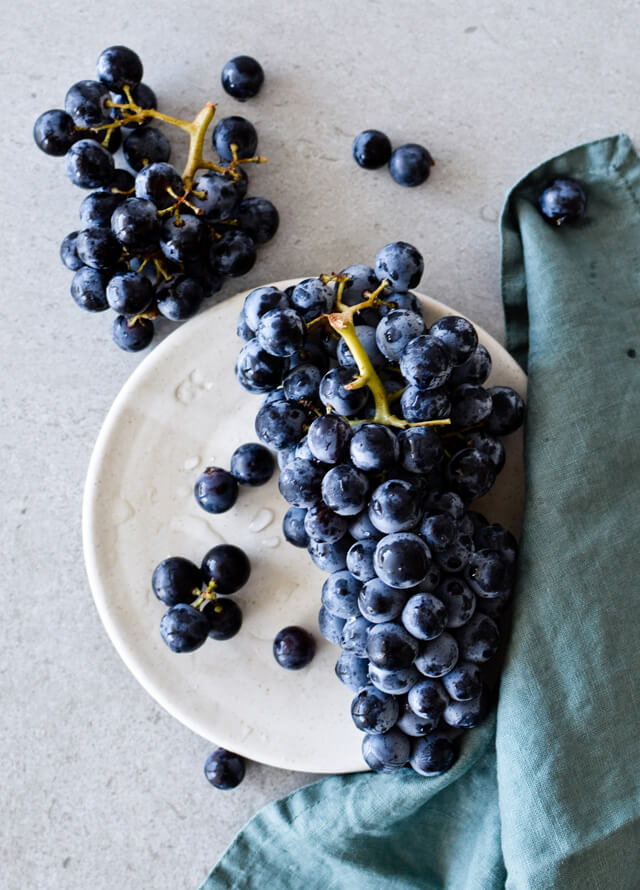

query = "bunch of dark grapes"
[34,46,278,352]
[152,543,251,653]
[233,241,525,776]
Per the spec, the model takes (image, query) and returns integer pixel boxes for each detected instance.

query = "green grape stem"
[315,279,451,431]
[95,90,266,190]
[190,580,218,611]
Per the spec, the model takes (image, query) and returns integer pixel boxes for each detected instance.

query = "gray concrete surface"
[2,1,638,887]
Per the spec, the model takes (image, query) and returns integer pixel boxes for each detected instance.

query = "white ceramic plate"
[83,282,527,774]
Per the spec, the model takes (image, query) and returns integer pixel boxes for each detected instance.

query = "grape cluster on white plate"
[34,45,277,352]
[233,241,525,775]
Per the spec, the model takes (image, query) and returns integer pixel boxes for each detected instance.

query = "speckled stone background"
[3,1,639,888]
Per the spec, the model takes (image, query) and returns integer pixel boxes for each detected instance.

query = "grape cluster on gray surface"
[34,45,277,352]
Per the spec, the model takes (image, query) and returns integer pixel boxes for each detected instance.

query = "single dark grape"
[351,684,399,734]
[374,241,424,291]
[368,479,421,534]
[374,533,432,589]
[362,730,411,773]
[308,534,352,573]
[307,414,352,464]
[135,162,183,210]
[235,197,279,244]
[346,538,378,582]
[96,45,143,92]
[152,556,202,606]
[340,614,373,656]
[209,230,256,277]
[255,400,308,450]
[273,626,315,670]
[65,139,114,189]
[111,197,160,252]
[160,603,209,653]
[201,544,251,594]
[112,315,154,351]
[358,577,407,624]
[401,386,451,423]
[400,334,453,390]
[76,227,122,270]
[318,605,345,645]
[65,80,111,127]
[335,652,369,691]
[322,465,369,516]
[538,177,586,225]
[160,215,207,263]
[401,593,447,641]
[33,109,77,155]
[230,443,275,486]
[283,363,322,404]
[367,621,419,670]
[212,116,258,161]
[204,748,245,789]
[388,144,434,187]
[442,661,482,701]
[204,597,243,641]
[106,272,154,315]
[123,127,171,172]
[450,384,493,428]
[194,467,238,514]
[305,504,349,544]
[79,190,125,228]
[156,276,204,321]
[256,307,305,357]
[352,129,392,169]
[414,632,459,678]
[190,170,240,220]
[375,310,425,363]
[70,267,110,312]
[235,338,285,393]
[368,663,420,695]
[221,55,264,101]
[60,232,83,271]
[321,570,362,619]
[319,366,369,417]
[283,506,309,547]
[430,315,478,365]
[410,731,457,776]
[291,277,334,321]
[484,386,525,435]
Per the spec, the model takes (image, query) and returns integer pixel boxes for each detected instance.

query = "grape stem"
[318,279,451,431]
[191,580,221,612]
[97,88,267,189]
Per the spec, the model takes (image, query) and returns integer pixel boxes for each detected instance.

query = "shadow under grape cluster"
[234,240,525,776]
[34,45,278,352]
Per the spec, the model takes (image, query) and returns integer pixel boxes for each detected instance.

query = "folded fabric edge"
[499,132,634,372]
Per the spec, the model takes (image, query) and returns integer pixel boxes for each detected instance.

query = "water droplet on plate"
[112,499,135,525]
[170,515,226,547]
[260,535,280,549]
[175,379,197,404]
[249,508,274,532]
[183,455,200,471]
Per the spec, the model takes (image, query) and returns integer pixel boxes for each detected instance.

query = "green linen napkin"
[199,134,640,890]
